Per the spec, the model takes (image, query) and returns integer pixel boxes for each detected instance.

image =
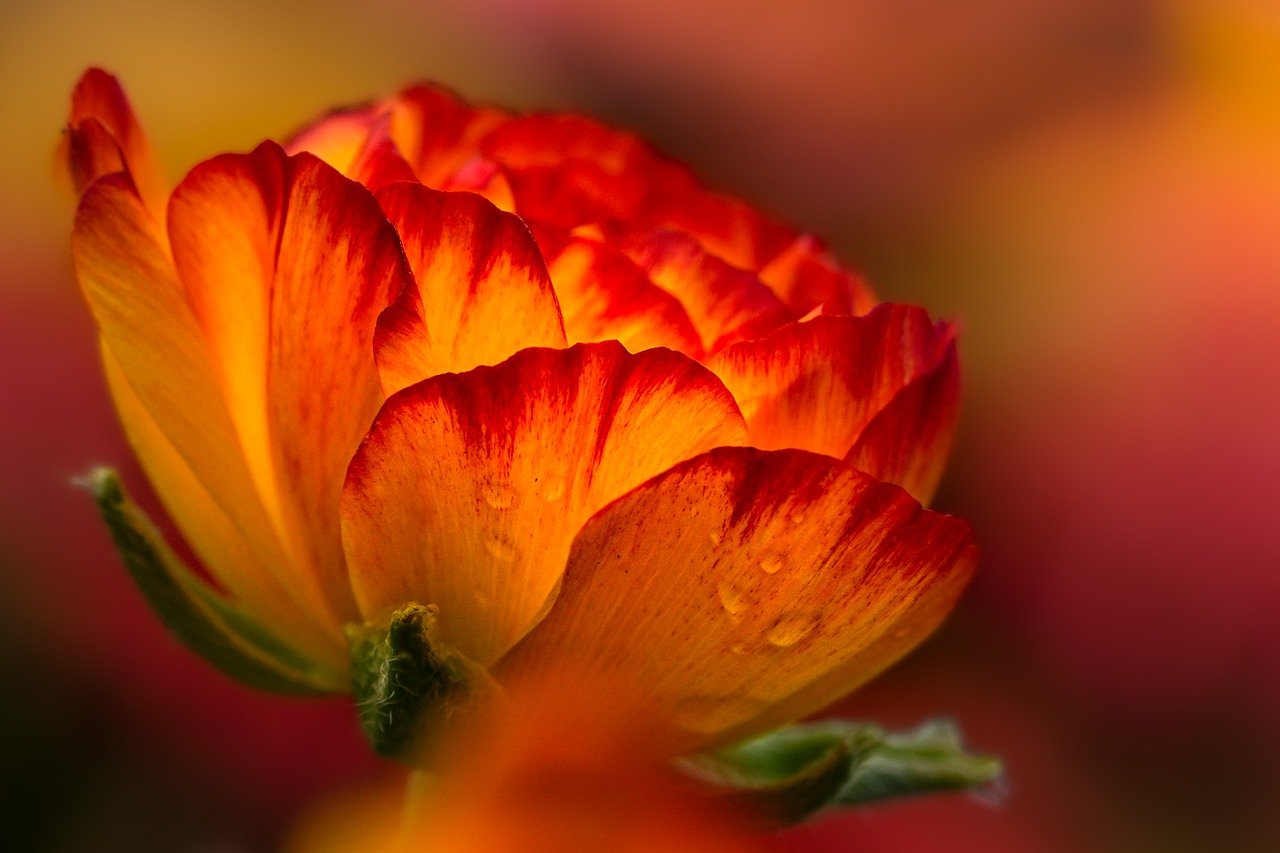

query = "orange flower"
[64,69,974,755]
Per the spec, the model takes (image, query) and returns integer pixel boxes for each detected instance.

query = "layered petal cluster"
[65,69,974,753]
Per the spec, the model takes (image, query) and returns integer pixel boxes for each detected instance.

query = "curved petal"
[341,341,749,667]
[622,231,794,354]
[373,184,567,394]
[60,69,166,216]
[498,447,976,753]
[706,307,956,469]
[534,228,703,358]
[388,84,509,186]
[168,143,411,629]
[845,338,960,504]
[757,235,877,317]
[478,114,793,271]
[101,346,343,667]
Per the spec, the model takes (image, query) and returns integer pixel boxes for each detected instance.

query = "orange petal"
[101,345,342,665]
[757,235,877,317]
[846,337,960,504]
[60,69,166,216]
[622,231,794,354]
[168,143,412,630]
[372,184,567,395]
[388,84,509,186]
[286,107,418,192]
[71,175,331,647]
[498,447,976,753]
[341,342,749,667]
[706,307,955,469]
[284,103,381,177]
[533,228,703,358]
[478,113,793,272]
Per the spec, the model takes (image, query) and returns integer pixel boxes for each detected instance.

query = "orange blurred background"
[3,0,1278,849]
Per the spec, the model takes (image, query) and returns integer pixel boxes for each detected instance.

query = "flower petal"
[72,174,332,647]
[60,68,166,215]
[478,114,794,270]
[101,346,342,666]
[845,338,960,504]
[341,342,749,667]
[533,228,703,358]
[168,143,411,629]
[372,184,567,394]
[623,231,794,354]
[388,84,509,186]
[757,235,877,317]
[498,447,976,753]
[706,307,956,475]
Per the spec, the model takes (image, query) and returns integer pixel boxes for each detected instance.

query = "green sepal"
[84,467,344,695]
[683,718,1001,826]
[347,603,499,761]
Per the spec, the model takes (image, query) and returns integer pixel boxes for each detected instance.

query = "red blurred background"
[3,0,1278,849]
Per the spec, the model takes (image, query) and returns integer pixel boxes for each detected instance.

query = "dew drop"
[716,576,755,617]
[759,552,785,575]
[482,483,514,510]
[484,534,518,561]
[765,611,820,648]
[541,477,566,501]
[709,530,724,546]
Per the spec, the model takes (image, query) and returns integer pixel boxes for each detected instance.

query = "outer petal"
[534,228,703,358]
[60,69,166,216]
[623,231,794,354]
[341,342,749,667]
[168,143,411,629]
[71,174,339,656]
[757,235,877,317]
[101,347,341,664]
[845,338,960,504]
[706,307,957,489]
[373,184,567,394]
[498,447,976,753]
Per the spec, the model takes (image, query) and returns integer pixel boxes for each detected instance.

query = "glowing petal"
[168,143,411,629]
[341,342,749,667]
[758,235,877,317]
[499,447,976,753]
[846,338,960,504]
[60,68,167,216]
[373,184,567,394]
[707,307,955,473]
[623,231,794,354]
[535,228,703,358]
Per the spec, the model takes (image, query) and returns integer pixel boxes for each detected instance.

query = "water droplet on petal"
[484,534,518,561]
[541,477,566,501]
[483,483,514,510]
[789,508,807,524]
[765,611,820,648]
[709,530,724,546]
[759,552,785,574]
[716,576,756,618]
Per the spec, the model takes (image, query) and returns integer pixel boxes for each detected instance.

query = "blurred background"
[3,0,1278,849]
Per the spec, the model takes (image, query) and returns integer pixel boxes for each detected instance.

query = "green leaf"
[84,467,344,695]
[683,718,1002,826]
[347,603,500,761]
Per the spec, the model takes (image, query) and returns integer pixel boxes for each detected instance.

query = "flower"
[64,68,975,755]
